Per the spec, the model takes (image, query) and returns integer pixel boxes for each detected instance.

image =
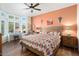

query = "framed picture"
[47,19,53,25]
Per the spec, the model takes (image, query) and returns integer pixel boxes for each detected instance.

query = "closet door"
[0,33,2,56]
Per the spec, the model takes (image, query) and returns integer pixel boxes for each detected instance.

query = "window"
[9,22,14,33]
[22,24,26,33]
[15,23,19,32]
[15,23,19,29]
[1,21,4,35]
[9,15,14,19]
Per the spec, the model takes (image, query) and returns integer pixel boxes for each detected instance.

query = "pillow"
[58,32,60,36]
[49,32,53,34]
[53,32,61,36]
[47,32,50,34]
[40,32,47,34]
[53,32,57,35]
[48,32,54,35]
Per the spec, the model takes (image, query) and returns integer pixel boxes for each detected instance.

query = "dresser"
[0,33,2,56]
[61,36,78,48]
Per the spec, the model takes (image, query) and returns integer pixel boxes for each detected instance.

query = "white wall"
[77,4,79,51]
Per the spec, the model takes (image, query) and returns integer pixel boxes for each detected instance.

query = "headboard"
[42,26,62,32]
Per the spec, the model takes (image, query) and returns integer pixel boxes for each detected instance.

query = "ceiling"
[0,3,75,17]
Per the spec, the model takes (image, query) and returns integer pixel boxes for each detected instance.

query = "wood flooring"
[2,40,79,56]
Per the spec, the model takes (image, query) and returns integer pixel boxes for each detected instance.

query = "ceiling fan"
[24,3,41,13]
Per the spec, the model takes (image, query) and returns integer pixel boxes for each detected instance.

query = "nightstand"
[61,36,78,48]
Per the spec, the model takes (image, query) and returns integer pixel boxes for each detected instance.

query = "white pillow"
[40,32,47,34]
[53,32,58,35]
[48,32,54,35]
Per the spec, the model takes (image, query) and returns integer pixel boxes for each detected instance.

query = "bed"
[20,32,61,56]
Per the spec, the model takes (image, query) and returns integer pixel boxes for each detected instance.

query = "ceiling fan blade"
[24,8,30,10]
[33,3,39,8]
[24,3,30,7]
[33,8,41,11]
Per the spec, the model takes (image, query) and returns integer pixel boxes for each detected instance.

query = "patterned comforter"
[20,32,61,56]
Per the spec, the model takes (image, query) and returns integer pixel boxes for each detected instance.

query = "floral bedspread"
[20,32,61,56]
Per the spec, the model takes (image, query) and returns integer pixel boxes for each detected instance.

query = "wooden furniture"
[14,35,19,40]
[61,36,78,48]
[0,33,2,56]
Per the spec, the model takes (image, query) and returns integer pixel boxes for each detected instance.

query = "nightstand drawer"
[61,36,78,48]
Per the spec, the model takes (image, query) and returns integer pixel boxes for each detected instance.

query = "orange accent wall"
[32,5,77,37]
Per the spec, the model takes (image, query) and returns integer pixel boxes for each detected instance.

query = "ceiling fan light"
[31,10,33,13]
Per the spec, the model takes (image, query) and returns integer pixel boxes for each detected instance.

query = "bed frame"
[20,41,60,56]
